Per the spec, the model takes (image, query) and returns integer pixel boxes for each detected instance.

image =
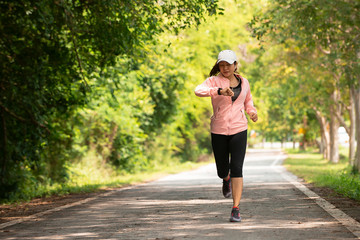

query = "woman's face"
[218,61,236,78]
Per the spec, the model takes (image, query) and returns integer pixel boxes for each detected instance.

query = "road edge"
[0,186,133,230]
[275,154,360,239]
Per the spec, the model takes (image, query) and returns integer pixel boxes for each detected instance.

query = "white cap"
[216,50,237,64]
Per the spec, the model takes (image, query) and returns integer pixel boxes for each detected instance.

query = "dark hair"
[209,61,220,77]
[209,61,238,77]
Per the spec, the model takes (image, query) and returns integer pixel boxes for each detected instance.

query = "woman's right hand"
[220,87,234,97]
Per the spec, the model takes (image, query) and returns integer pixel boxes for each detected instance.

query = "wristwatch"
[218,88,222,95]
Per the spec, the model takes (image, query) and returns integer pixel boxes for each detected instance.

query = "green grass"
[284,148,360,202]
[64,153,211,194]
[1,152,212,204]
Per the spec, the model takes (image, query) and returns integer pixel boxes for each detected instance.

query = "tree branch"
[61,0,90,91]
[333,109,350,134]
[317,45,331,55]
[0,102,50,134]
[0,102,27,123]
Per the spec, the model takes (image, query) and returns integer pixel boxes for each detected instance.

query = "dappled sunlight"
[220,220,337,230]
[1,0,358,234]
[245,182,297,186]
[2,182,338,239]
[286,153,322,160]
[245,155,286,162]
[1,150,357,240]
[124,199,230,206]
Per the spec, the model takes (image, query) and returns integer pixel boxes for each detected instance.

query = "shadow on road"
[0,150,357,239]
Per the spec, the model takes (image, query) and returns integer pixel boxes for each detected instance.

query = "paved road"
[0,149,359,239]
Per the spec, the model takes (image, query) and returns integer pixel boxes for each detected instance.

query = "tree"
[0,0,221,199]
[250,0,360,169]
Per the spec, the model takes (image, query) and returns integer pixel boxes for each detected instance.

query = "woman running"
[194,50,258,222]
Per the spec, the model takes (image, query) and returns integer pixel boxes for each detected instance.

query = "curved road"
[0,149,359,239]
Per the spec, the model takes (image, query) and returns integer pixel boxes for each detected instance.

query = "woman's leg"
[211,133,230,179]
[231,177,243,207]
[229,130,247,207]
[211,133,232,198]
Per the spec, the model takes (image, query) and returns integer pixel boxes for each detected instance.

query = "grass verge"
[284,148,360,202]
[1,152,212,204]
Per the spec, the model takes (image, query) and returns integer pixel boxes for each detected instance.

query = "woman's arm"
[194,77,220,97]
[244,80,257,116]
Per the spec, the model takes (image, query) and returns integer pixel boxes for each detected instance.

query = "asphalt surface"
[0,149,359,239]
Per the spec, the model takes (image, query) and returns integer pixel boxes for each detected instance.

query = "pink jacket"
[194,74,257,135]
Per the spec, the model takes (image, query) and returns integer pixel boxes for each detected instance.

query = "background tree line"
[249,0,360,171]
[0,0,358,202]
[0,0,224,200]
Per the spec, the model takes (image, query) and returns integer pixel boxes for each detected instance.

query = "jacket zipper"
[228,98,233,135]
[224,76,242,135]
[228,84,233,135]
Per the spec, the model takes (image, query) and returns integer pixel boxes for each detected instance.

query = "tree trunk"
[349,86,356,165]
[292,129,296,149]
[300,115,307,151]
[353,83,360,173]
[102,124,119,165]
[314,107,330,160]
[329,91,340,163]
[334,86,356,165]
[0,108,7,184]
[329,114,339,163]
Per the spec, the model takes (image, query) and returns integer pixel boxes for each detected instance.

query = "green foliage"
[248,0,360,156]
[9,0,360,204]
[318,168,360,201]
[0,0,221,201]
[285,149,360,201]
[251,0,359,177]
[250,0,360,98]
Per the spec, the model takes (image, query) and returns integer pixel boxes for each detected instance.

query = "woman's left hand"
[249,112,258,122]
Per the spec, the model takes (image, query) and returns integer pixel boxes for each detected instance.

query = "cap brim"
[217,59,235,64]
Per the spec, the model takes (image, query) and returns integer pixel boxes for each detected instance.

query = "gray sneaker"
[230,207,241,222]
[222,178,231,198]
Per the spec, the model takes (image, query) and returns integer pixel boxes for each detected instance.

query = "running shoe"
[222,178,231,198]
[230,207,241,222]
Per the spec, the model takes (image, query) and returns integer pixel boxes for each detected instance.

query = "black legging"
[211,130,247,178]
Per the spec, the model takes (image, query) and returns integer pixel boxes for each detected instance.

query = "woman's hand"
[220,87,234,96]
[249,112,258,122]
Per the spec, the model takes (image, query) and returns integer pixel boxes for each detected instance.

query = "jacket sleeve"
[194,77,220,97]
[244,81,257,115]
